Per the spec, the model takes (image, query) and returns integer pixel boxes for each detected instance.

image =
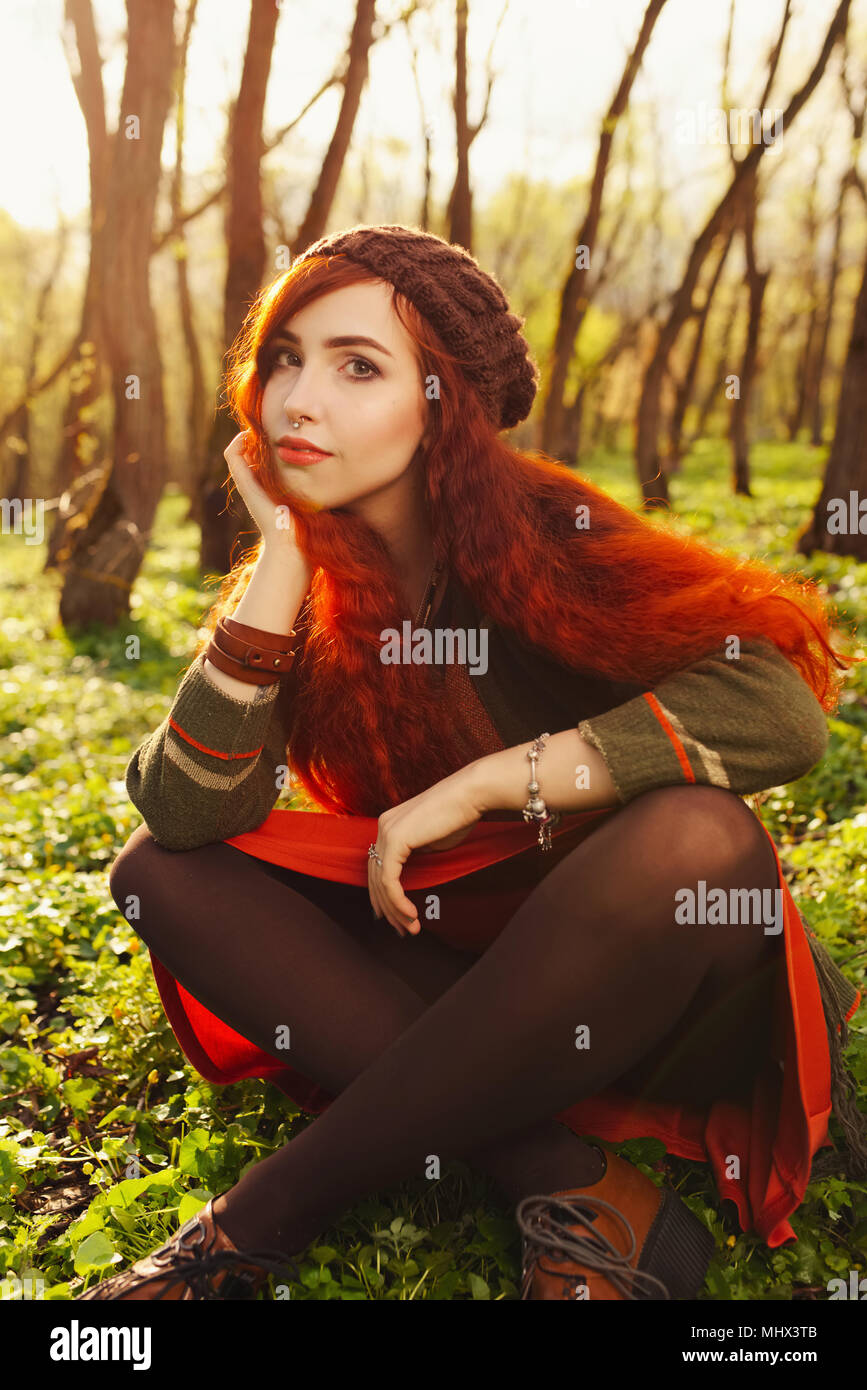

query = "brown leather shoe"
[516,1143,715,1300]
[76,1198,298,1301]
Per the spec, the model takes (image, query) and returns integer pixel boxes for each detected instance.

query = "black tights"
[108,785,781,1257]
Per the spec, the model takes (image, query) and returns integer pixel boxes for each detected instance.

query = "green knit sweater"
[128,637,830,849]
[126,572,832,854]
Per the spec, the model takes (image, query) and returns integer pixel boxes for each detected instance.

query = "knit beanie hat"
[292,223,539,431]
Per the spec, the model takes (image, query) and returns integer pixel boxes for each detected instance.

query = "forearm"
[468,728,620,815]
[203,547,311,702]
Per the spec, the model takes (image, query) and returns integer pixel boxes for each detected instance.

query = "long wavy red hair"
[194,253,858,817]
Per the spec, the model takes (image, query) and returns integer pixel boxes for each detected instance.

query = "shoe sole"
[635,1187,716,1299]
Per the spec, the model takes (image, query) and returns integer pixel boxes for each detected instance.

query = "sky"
[0,0,855,231]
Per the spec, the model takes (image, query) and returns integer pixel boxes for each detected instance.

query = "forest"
[0,0,865,1314]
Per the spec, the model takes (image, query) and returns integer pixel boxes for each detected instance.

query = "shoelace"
[85,1212,300,1301]
[515,1192,671,1301]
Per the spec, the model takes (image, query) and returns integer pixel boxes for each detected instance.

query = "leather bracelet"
[204,614,299,686]
[223,616,298,653]
[206,617,296,685]
[214,616,296,673]
[205,637,283,685]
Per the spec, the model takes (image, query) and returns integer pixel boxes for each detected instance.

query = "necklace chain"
[413,560,445,628]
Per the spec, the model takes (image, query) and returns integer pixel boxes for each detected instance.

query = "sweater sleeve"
[124,652,293,851]
[576,637,830,805]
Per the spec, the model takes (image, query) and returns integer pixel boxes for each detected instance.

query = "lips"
[275,435,332,454]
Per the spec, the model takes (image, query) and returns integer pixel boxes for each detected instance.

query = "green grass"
[0,441,865,1300]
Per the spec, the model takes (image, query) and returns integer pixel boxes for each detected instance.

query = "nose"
[281,360,324,422]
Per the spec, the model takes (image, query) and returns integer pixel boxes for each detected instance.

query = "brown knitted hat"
[292,223,539,431]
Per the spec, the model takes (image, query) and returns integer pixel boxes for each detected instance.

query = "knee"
[108,823,172,915]
[627,784,774,885]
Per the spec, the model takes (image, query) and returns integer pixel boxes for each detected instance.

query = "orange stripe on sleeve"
[642,692,696,783]
[168,717,264,761]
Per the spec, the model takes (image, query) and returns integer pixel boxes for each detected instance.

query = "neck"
[347,452,439,617]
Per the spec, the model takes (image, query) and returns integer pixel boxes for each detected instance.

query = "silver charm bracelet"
[368,729,562,867]
[522,732,561,851]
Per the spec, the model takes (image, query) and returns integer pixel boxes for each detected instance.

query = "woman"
[80,223,864,1302]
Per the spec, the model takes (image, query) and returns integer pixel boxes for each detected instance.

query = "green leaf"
[177,1188,212,1227]
[74,1231,119,1273]
[108,1207,138,1235]
[309,1245,338,1263]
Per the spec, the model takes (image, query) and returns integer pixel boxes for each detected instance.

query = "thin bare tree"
[539,0,669,461]
[406,15,435,229]
[447,0,507,250]
[2,222,71,505]
[691,280,740,442]
[798,232,867,560]
[293,0,379,251]
[198,0,282,575]
[666,228,734,472]
[635,0,850,504]
[43,0,118,571]
[810,46,866,443]
[170,0,209,523]
[725,0,790,494]
[58,0,178,628]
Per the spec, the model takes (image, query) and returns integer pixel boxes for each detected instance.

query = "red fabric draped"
[146,806,859,1248]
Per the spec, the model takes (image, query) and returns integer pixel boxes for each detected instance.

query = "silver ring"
[368,843,383,867]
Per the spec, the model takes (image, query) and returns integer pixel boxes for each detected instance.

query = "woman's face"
[258,281,429,516]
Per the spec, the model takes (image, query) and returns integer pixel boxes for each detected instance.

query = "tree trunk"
[729,168,770,496]
[2,223,70,503]
[691,285,739,443]
[667,227,733,469]
[810,173,851,445]
[797,239,867,560]
[293,0,377,252]
[540,0,668,461]
[793,296,822,442]
[449,0,472,251]
[730,266,769,496]
[169,0,209,524]
[46,0,114,572]
[446,0,504,249]
[200,0,281,577]
[560,385,586,466]
[635,0,850,504]
[59,0,177,629]
[787,175,822,442]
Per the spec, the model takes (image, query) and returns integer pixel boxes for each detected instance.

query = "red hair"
[194,253,858,817]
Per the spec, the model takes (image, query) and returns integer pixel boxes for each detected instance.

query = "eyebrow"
[265,329,394,359]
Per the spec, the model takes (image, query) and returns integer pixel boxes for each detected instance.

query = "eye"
[345,356,380,380]
[270,348,299,370]
[265,349,380,381]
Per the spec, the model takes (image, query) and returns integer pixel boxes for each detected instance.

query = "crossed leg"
[109,784,781,1256]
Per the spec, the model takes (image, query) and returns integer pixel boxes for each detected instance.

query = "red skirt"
[147,806,860,1249]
